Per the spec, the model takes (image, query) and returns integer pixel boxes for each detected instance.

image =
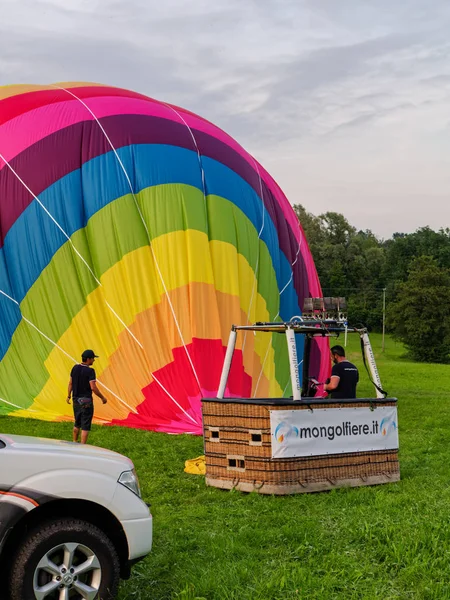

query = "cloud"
[1,0,450,237]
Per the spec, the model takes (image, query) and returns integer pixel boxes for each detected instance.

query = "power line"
[321,287,387,292]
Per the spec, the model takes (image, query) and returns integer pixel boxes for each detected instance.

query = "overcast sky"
[2,0,450,239]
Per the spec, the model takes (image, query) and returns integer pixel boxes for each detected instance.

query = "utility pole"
[382,288,386,353]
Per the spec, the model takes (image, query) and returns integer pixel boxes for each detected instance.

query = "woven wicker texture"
[202,398,399,492]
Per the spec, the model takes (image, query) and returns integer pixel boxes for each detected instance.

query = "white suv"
[0,433,153,600]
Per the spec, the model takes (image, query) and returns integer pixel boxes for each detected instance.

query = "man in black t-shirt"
[66,349,108,444]
[324,345,359,399]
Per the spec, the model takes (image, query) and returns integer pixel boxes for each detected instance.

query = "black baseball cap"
[82,349,99,360]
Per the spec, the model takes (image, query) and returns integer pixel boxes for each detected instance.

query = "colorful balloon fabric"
[0,82,328,434]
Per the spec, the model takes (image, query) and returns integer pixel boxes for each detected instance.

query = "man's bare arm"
[325,375,340,393]
[67,378,73,404]
[90,380,108,404]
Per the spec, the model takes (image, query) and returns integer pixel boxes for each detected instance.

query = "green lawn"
[2,334,450,599]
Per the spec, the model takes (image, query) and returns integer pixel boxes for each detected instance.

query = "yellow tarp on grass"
[184,455,206,475]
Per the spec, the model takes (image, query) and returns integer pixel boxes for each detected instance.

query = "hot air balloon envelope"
[0,82,328,433]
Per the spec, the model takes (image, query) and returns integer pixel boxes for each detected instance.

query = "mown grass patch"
[2,334,450,599]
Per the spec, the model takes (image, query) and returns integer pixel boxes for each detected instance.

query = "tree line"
[294,204,450,363]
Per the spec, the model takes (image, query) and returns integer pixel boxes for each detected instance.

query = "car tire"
[8,517,120,600]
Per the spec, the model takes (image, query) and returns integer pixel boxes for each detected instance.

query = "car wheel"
[8,517,120,600]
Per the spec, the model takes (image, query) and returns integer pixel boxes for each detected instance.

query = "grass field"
[2,333,450,599]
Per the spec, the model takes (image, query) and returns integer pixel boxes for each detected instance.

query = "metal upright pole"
[286,328,301,401]
[361,332,384,399]
[217,328,237,399]
[382,288,386,353]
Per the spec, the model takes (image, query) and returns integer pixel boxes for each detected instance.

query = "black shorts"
[73,400,94,431]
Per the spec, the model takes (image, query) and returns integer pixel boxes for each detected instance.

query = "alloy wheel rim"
[32,542,102,600]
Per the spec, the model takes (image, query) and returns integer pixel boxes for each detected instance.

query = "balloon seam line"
[51,85,203,413]
[0,288,138,415]
[0,151,145,378]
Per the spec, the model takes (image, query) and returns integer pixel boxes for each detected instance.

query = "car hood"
[0,434,133,467]
[0,434,138,507]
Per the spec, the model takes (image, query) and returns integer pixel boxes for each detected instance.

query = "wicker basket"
[202,398,400,495]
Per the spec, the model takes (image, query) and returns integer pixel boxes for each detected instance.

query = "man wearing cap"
[66,350,108,444]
